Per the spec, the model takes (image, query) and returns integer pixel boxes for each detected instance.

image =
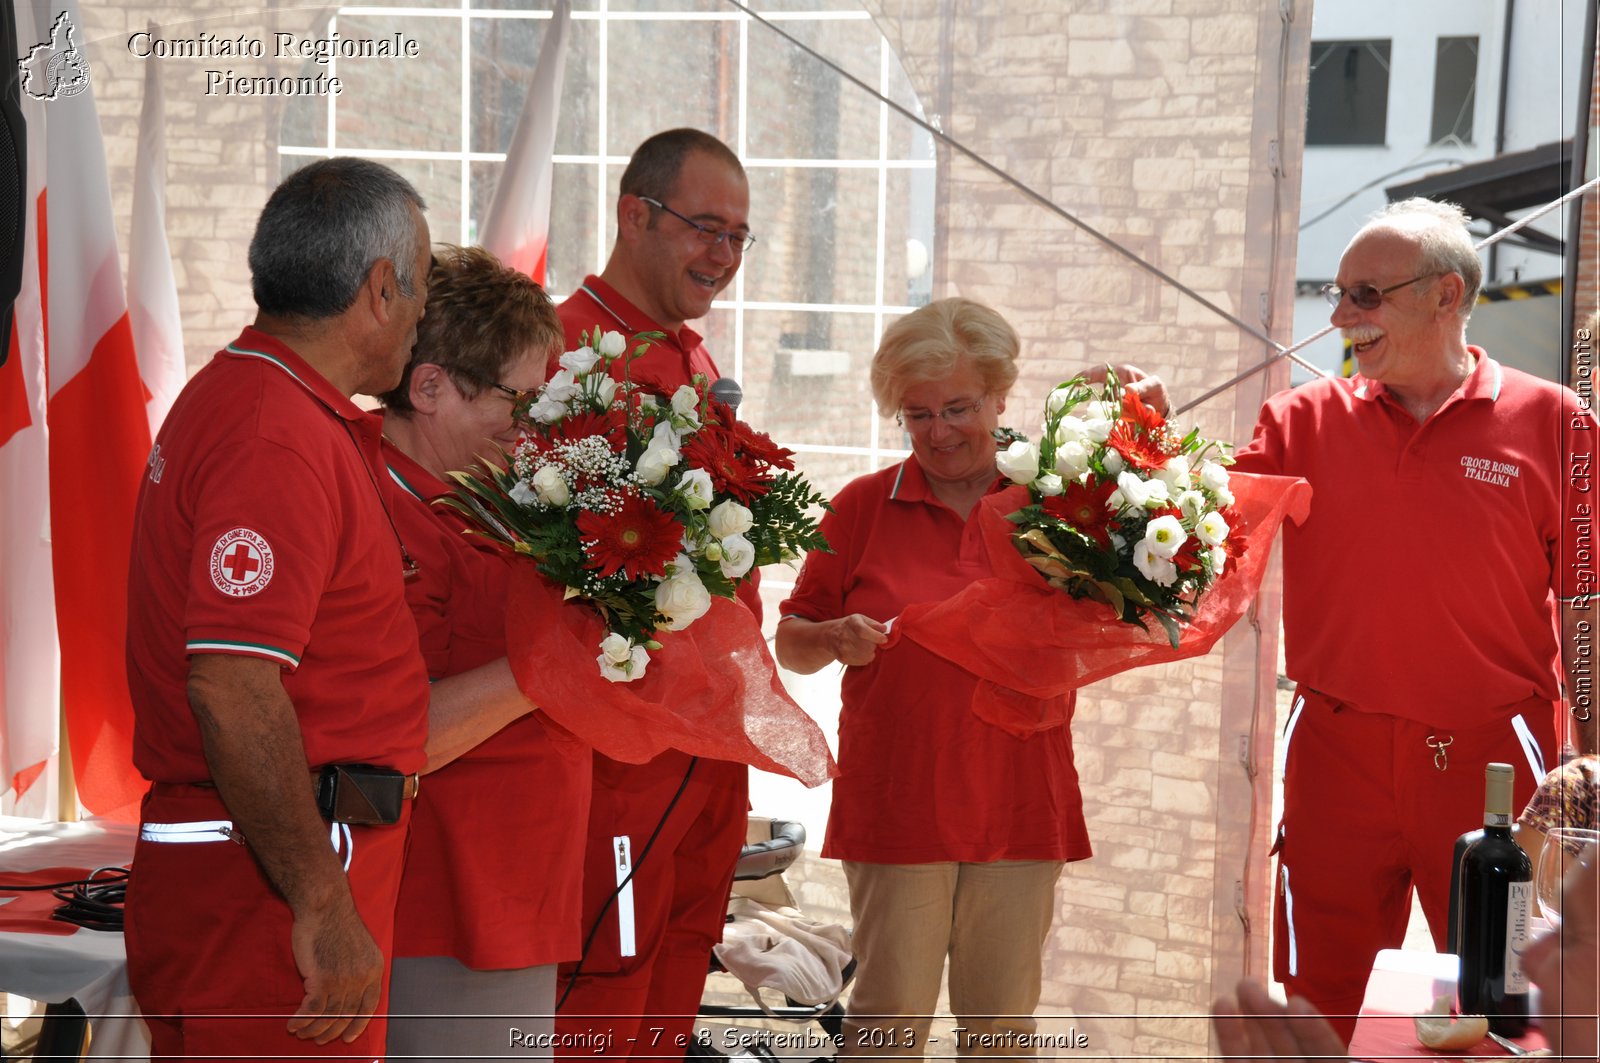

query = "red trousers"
[1272,686,1552,1044]
[556,752,747,1059]
[126,784,408,1060]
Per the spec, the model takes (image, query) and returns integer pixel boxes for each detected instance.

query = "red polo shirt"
[381,442,592,968]
[126,329,428,782]
[558,276,720,398]
[780,457,1092,864]
[1233,352,1592,726]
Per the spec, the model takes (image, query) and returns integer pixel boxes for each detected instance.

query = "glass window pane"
[743,166,880,306]
[746,17,882,160]
[1305,39,1391,147]
[333,15,462,152]
[742,309,879,448]
[1431,36,1477,145]
[884,166,936,308]
[605,17,739,155]
[470,15,600,156]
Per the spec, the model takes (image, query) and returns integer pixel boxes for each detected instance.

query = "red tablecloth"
[1348,949,1548,1061]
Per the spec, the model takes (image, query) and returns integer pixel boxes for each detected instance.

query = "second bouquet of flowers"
[443,328,836,786]
[991,373,1242,647]
[893,371,1311,737]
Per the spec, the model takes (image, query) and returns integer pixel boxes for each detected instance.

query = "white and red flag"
[2,0,156,818]
[479,0,569,284]
[127,20,184,435]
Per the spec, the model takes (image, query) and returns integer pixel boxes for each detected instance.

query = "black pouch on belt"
[315,764,407,825]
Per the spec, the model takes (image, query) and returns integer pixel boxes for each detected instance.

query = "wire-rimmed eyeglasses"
[638,196,757,253]
[1319,272,1441,311]
[895,397,986,430]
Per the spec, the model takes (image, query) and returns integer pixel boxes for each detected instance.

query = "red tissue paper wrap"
[894,472,1311,737]
[505,564,837,787]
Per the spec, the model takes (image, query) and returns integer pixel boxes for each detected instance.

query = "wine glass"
[1535,827,1600,928]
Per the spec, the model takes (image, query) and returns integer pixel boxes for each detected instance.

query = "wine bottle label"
[1504,880,1531,994]
[1485,812,1511,828]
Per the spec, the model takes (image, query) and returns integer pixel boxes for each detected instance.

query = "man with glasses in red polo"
[1232,197,1593,1043]
[552,128,756,1057]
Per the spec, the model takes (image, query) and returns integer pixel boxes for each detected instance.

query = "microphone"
[709,376,743,419]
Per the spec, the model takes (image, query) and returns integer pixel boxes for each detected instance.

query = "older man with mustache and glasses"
[1230,197,1595,1043]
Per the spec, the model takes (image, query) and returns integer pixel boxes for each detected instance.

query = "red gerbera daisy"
[1105,386,1178,471]
[1120,385,1167,432]
[1042,476,1119,548]
[551,409,628,450]
[681,425,776,503]
[576,494,683,580]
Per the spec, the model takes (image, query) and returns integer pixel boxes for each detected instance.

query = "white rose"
[531,465,570,507]
[1115,470,1150,509]
[560,346,600,375]
[707,499,754,538]
[1214,485,1236,508]
[1199,460,1231,494]
[598,632,634,664]
[1133,540,1180,587]
[1045,387,1078,415]
[1157,454,1191,494]
[1196,510,1231,547]
[543,368,581,403]
[1102,448,1125,476]
[718,534,756,579]
[670,385,701,421]
[591,375,618,408]
[1142,477,1171,506]
[649,420,682,454]
[529,397,567,424]
[509,480,537,506]
[1209,545,1228,576]
[598,331,627,359]
[995,440,1040,486]
[676,468,715,510]
[1055,440,1091,481]
[1053,415,1090,446]
[636,446,679,485]
[655,570,712,630]
[1177,489,1207,522]
[1084,400,1115,423]
[1142,514,1187,559]
[1035,473,1064,497]
[597,640,650,682]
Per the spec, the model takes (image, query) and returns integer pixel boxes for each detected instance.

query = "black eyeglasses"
[638,196,757,253]
[1319,272,1441,311]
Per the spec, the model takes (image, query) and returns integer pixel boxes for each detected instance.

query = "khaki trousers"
[839,859,1064,1060]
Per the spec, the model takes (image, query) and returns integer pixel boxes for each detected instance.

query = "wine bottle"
[1454,762,1532,1037]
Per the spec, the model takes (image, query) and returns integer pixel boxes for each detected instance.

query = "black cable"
[555,756,699,1012]
[0,866,130,932]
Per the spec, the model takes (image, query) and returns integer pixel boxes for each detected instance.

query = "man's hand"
[1212,979,1348,1063]
[1084,363,1170,416]
[287,895,385,1043]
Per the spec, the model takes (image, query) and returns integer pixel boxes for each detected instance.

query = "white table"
[0,814,151,1060]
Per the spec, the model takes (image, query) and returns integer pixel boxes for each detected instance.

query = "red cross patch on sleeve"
[209,528,275,597]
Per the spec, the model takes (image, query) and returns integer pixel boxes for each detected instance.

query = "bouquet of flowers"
[890,372,1311,737]
[988,373,1241,648]
[443,328,831,683]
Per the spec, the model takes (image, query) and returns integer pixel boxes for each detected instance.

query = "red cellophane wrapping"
[895,472,1311,737]
[505,564,837,787]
